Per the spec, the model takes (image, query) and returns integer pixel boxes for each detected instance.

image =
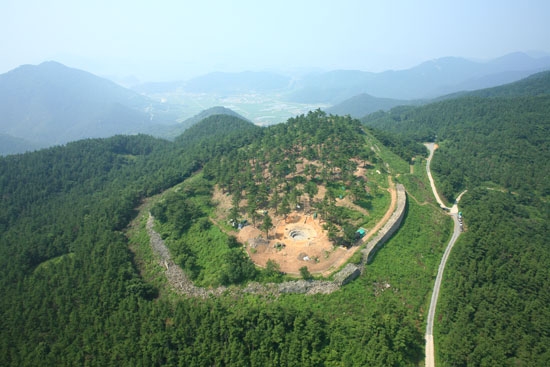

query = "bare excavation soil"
[210,155,396,276]
[232,176,397,276]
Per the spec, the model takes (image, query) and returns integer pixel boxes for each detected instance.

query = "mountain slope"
[0,61,179,146]
[287,53,550,103]
[363,75,550,365]
[0,110,447,366]
[363,95,550,198]
[341,70,550,122]
[0,133,42,156]
[325,93,416,118]
[436,70,550,100]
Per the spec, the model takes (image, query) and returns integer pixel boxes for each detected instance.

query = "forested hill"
[327,70,550,123]
[153,106,250,140]
[363,95,550,200]
[0,115,260,270]
[2,98,548,365]
[174,114,258,145]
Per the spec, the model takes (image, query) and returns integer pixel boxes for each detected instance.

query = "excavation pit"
[289,230,307,240]
[287,226,317,241]
[239,212,358,275]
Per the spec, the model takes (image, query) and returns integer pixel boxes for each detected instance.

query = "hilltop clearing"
[148,111,398,284]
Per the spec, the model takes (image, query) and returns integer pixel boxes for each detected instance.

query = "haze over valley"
[1,51,550,155]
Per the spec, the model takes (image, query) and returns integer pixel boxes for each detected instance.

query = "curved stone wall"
[361,183,407,265]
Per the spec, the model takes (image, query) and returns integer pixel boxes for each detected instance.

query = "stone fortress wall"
[361,183,407,266]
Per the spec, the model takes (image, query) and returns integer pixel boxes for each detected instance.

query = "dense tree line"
[363,95,550,200]
[364,83,550,365]
[438,189,550,366]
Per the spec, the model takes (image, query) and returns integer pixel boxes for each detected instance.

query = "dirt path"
[405,189,435,207]
[424,143,448,209]
[209,217,238,236]
[367,176,398,235]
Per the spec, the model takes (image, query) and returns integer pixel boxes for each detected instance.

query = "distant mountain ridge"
[0,133,42,156]
[287,52,550,103]
[327,69,550,119]
[361,67,550,140]
[0,61,180,150]
[436,70,550,100]
[131,51,550,109]
[325,93,417,118]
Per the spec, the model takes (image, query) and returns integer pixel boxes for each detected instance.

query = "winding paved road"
[424,143,466,367]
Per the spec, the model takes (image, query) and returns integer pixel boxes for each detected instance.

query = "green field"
[149,91,330,125]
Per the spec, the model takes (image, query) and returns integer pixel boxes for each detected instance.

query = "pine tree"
[261,213,273,238]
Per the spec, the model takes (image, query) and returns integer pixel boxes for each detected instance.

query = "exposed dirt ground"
[239,213,343,275]
[212,186,233,221]
[210,156,397,276]
[231,175,397,276]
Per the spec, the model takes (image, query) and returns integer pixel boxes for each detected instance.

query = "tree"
[265,259,281,277]
[220,249,257,285]
[232,189,242,206]
[304,181,318,206]
[299,266,313,280]
[247,199,258,227]
[343,224,357,247]
[229,204,240,224]
[260,213,273,238]
[269,190,280,213]
[257,182,269,207]
[350,181,365,201]
[280,196,291,217]
[325,189,336,203]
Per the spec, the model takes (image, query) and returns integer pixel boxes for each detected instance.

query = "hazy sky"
[1,0,549,81]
